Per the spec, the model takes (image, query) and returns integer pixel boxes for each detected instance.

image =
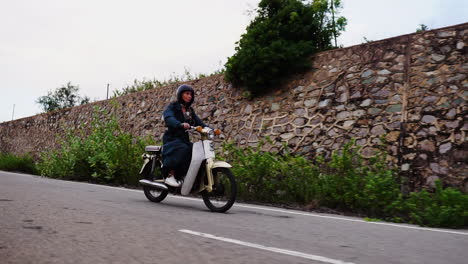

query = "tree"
[224,0,346,95]
[36,82,90,112]
[416,24,429,33]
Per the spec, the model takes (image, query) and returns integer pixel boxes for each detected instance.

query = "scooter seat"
[145,145,162,152]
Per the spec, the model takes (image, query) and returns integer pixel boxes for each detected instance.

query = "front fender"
[211,160,232,169]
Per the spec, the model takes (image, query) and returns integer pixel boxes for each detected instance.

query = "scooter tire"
[202,167,237,213]
[143,186,168,203]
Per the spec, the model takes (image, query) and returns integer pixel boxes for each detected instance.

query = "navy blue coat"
[162,102,206,178]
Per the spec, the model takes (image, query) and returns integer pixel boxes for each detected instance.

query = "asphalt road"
[1,171,467,264]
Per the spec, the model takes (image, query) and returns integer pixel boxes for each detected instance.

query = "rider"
[161,84,207,187]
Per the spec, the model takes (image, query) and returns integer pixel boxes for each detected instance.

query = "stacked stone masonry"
[1,23,467,192]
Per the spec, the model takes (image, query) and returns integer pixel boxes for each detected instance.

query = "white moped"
[139,126,237,212]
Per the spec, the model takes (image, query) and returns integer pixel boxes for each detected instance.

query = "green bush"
[223,139,399,216]
[222,140,321,203]
[278,152,321,203]
[401,181,468,228]
[221,139,467,228]
[225,0,346,95]
[222,141,280,201]
[0,153,38,175]
[318,141,401,217]
[37,107,155,186]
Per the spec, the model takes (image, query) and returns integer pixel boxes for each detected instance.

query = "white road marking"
[5,172,468,236]
[179,229,355,264]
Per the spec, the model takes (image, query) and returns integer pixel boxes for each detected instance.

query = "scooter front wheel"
[143,186,168,203]
[202,167,237,213]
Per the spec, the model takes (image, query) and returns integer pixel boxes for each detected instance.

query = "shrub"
[317,140,401,217]
[222,141,282,202]
[401,181,468,228]
[37,107,155,186]
[221,139,467,228]
[225,0,346,95]
[222,139,323,204]
[0,153,38,175]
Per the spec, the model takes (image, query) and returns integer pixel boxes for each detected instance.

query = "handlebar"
[188,126,222,136]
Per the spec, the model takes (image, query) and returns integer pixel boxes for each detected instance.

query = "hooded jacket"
[162,102,206,144]
[161,97,206,175]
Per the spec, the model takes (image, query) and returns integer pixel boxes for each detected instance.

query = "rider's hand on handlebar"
[181,123,190,130]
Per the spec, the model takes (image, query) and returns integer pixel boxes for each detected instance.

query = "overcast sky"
[1,0,467,123]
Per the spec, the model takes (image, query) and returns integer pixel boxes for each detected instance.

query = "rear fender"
[139,157,151,175]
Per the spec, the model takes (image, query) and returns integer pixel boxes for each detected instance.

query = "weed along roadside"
[1,107,466,229]
[35,107,155,186]
[221,139,467,229]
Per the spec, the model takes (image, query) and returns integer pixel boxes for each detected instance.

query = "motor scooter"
[139,126,237,213]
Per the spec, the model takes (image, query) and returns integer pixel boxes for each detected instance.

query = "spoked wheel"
[141,160,168,203]
[202,168,237,213]
[143,186,168,203]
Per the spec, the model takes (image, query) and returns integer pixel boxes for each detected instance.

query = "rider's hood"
[176,84,194,107]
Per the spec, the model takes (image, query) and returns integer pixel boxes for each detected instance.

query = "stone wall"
[1,23,466,192]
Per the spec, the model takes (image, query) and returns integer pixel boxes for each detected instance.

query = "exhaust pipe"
[139,179,168,191]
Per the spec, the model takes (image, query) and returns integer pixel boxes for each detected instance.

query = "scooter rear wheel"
[202,167,237,213]
[143,186,168,203]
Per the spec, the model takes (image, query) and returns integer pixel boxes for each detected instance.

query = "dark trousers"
[162,138,193,180]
